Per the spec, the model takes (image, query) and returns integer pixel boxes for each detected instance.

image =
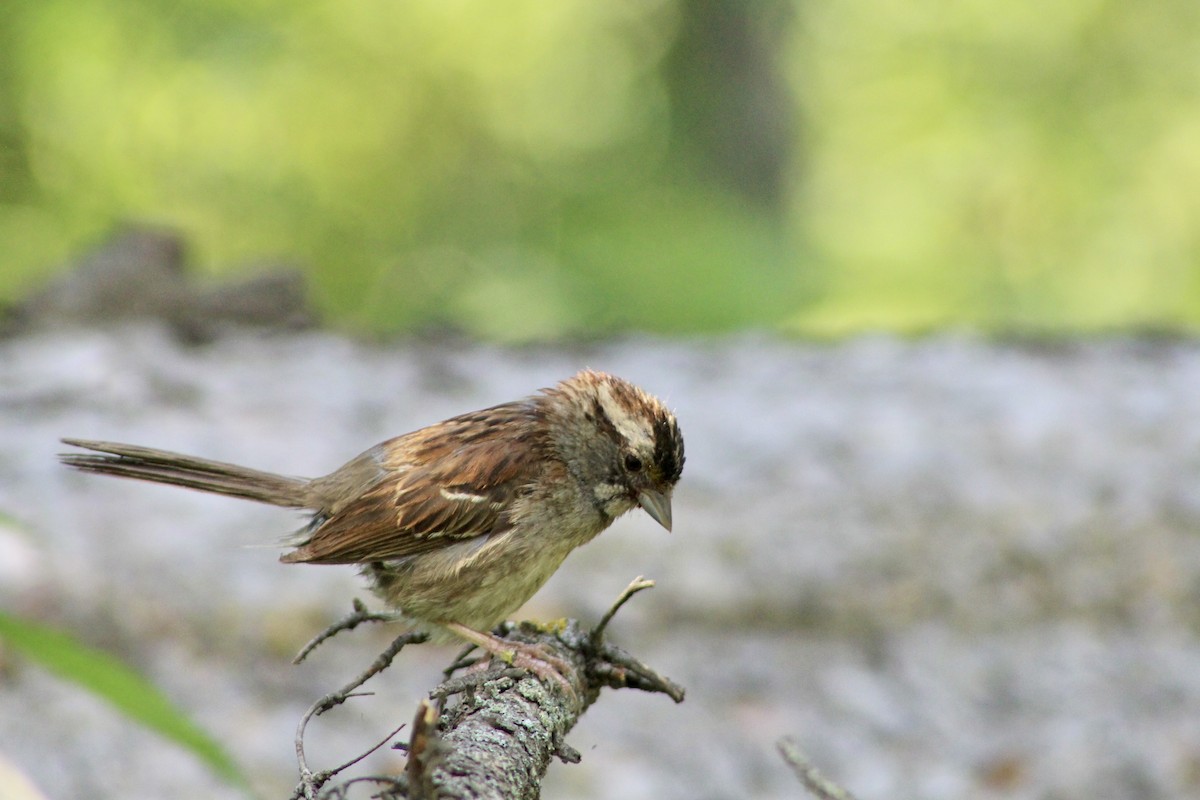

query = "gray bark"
[307,619,682,800]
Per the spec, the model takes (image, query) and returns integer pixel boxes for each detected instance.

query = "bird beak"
[637,489,673,531]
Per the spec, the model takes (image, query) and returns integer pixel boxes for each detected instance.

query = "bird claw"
[501,641,576,699]
[443,621,577,701]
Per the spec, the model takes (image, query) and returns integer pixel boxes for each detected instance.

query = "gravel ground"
[2,325,1199,799]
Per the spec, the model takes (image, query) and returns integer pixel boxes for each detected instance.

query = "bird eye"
[624,454,644,472]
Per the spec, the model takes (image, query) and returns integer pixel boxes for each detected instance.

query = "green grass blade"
[0,611,250,791]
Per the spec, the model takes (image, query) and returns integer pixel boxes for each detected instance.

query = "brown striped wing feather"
[281,402,545,565]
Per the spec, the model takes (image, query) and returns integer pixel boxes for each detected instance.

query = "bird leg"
[443,622,575,698]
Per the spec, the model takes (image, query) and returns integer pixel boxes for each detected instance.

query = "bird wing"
[281,404,545,565]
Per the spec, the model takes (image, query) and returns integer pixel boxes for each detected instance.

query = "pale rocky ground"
[2,325,1200,799]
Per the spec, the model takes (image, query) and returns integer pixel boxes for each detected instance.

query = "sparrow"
[60,370,684,688]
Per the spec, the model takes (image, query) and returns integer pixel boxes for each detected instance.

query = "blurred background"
[2,0,1198,337]
[3,2,1200,800]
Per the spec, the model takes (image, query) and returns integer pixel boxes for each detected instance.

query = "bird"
[59,369,684,689]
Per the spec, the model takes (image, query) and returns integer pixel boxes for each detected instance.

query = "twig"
[292,630,429,799]
[589,575,656,650]
[317,722,408,790]
[777,737,861,800]
[317,776,407,800]
[293,598,402,665]
[441,643,484,679]
[585,639,685,703]
[580,576,684,703]
[405,699,439,800]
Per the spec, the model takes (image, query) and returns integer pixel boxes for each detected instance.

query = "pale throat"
[592,481,634,520]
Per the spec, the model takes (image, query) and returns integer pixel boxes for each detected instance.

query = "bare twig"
[582,577,684,703]
[441,643,484,678]
[777,737,861,800]
[405,699,440,800]
[292,630,429,799]
[293,598,402,665]
[317,776,406,800]
[584,640,686,703]
[314,722,408,792]
[589,575,656,649]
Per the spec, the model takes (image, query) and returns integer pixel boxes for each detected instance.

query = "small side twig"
[589,575,656,650]
[309,722,407,794]
[406,699,440,800]
[293,598,402,665]
[441,643,484,679]
[317,776,407,800]
[585,639,685,702]
[777,737,861,800]
[292,630,429,799]
[582,576,684,703]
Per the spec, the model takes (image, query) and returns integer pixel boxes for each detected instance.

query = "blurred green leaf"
[0,612,249,792]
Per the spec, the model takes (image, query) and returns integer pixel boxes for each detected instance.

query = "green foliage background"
[1,0,1197,338]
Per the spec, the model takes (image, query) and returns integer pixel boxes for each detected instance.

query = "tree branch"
[291,630,429,799]
[296,580,684,799]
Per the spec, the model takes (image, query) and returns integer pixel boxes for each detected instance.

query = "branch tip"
[777,736,861,800]
[590,575,656,648]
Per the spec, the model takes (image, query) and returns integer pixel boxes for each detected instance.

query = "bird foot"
[444,622,576,700]
[501,640,575,697]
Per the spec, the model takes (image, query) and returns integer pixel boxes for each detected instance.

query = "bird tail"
[59,438,311,508]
